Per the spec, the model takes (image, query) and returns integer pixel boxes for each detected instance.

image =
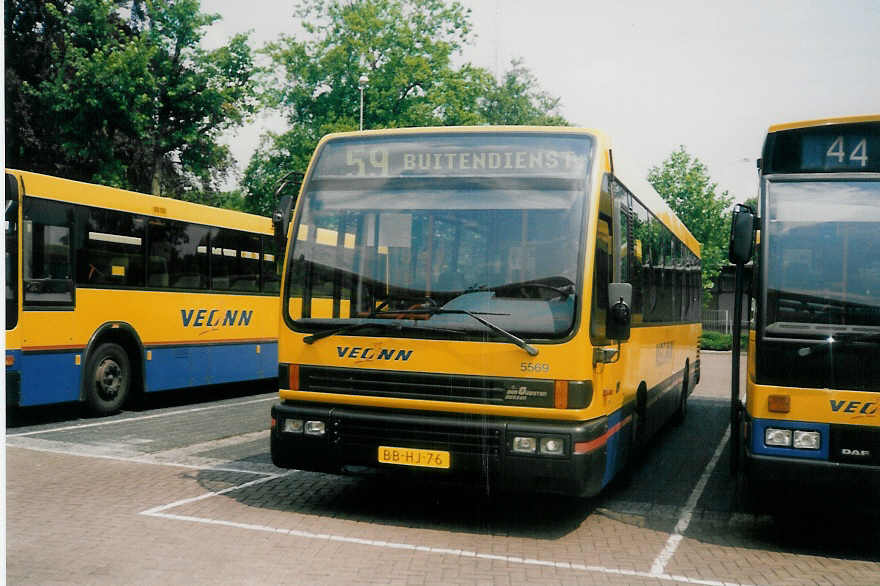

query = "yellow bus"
[5,170,280,415]
[269,127,701,496]
[729,115,880,504]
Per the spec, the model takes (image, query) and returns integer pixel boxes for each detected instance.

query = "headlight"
[304,420,326,436]
[512,436,537,453]
[540,437,565,455]
[793,430,821,450]
[282,418,304,434]
[764,427,792,447]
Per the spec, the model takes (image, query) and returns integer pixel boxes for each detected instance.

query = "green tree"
[480,59,567,126]
[242,0,568,216]
[647,146,734,305]
[5,0,257,199]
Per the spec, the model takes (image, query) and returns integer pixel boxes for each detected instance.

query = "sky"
[200,0,880,201]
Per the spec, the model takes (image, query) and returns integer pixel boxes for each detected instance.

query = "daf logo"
[841,448,871,457]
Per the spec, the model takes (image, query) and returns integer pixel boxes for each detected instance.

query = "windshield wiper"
[300,318,463,344]
[301,320,405,344]
[395,307,539,356]
[467,277,575,300]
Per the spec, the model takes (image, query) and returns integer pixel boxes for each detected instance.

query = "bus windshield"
[764,179,880,337]
[286,133,593,340]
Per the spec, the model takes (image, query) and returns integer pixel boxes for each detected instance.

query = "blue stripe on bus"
[15,342,278,406]
[19,350,82,406]
[602,407,628,487]
[145,341,278,392]
[750,418,830,460]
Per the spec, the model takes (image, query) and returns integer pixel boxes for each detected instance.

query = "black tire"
[84,342,130,415]
[673,362,689,425]
[734,442,759,513]
[632,385,648,454]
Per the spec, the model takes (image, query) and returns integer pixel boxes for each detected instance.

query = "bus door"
[6,173,23,406]
[6,173,21,333]
[590,175,635,474]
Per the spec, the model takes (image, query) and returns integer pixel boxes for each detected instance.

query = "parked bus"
[5,170,280,415]
[269,127,701,496]
[728,115,880,503]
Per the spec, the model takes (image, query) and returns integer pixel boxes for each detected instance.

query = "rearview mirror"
[606,282,632,341]
[273,194,294,252]
[728,204,756,265]
[271,171,304,252]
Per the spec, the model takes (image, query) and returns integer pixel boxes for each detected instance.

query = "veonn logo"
[181,309,253,328]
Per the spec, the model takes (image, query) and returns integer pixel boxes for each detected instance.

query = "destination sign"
[763,121,880,173]
[311,133,592,179]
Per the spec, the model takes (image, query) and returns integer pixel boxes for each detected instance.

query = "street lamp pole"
[358,74,369,131]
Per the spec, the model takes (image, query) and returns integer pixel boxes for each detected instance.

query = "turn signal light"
[554,380,568,409]
[768,394,790,413]
[279,363,300,391]
[6,354,14,367]
[288,364,300,391]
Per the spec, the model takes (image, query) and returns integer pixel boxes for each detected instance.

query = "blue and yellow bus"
[5,170,280,415]
[269,127,701,496]
[729,115,880,503]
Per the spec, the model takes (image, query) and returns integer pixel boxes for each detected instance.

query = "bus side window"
[149,220,209,290]
[78,208,145,287]
[261,237,281,293]
[630,198,651,319]
[614,180,630,284]
[22,197,74,306]
[590,176,614,342]
[211,228,260,292]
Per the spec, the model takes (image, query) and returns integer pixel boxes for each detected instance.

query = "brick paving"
[6,353,880,585]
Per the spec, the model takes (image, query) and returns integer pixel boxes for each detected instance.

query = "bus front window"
[286,134,592,341]
[764,179,880,336]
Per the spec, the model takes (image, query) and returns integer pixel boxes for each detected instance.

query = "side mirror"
[273,194,294,252]
[607,282,632,341]
[728,204,756,265]
[271,171,303,252]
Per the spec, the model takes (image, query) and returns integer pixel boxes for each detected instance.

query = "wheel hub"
[95,358,122,400]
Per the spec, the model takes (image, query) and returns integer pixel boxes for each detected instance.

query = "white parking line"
[650,426,731,576]
[8,436,279,476]
[8,395,277,437]
[140,468,750,586]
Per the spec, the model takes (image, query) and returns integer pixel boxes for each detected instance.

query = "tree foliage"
[647,146,734,304]
[242,0,568,216]
[5,0,258,198]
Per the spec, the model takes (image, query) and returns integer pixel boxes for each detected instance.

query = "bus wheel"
[674,362,689,425]
[85,343,130,416]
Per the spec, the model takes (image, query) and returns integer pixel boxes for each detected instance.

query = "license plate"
[378,446,450,469]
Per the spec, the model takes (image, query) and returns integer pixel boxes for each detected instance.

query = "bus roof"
[318,125,608,142]
[767,114,880,134]
[311,126,700,256]
[8,169,271,234]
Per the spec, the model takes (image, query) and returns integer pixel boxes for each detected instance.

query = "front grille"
[830,424,880,466]
[300,365,555,407]
[335,409,502,456]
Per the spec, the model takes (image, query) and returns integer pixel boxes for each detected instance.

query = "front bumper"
[270,401,611,497]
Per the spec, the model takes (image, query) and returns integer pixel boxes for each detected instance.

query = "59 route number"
[521,362,550,373]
